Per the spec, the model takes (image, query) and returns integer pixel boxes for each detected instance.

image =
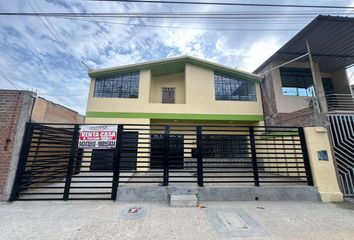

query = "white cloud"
[1,0,353,114]
[238,38,281,72]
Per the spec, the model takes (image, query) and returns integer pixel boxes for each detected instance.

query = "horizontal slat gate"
[10,124,115,201]
[10,123,313,201]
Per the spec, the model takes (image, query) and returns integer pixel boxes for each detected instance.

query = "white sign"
[78,125,117,149]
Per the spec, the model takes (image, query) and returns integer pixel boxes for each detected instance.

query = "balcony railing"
[325,94,354,112]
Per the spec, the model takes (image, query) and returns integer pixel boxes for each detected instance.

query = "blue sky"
[0,0,354,114]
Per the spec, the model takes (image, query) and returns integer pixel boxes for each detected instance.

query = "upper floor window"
[161,87,176,104]
[94,72,139,98]
[214,73,256,101]
[280,68,314,97]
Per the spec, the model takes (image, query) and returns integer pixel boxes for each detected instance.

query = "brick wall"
[272,107,316,127]
[259,65,319,127]
[0,90,84,201]
[0,90,30,199]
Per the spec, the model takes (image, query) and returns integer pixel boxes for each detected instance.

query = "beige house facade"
[85,56,264,126]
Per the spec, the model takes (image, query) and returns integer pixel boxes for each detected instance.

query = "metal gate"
[328,115,354,197]
[10,123,313,201]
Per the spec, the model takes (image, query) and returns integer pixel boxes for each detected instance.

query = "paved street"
[0,201,353,240]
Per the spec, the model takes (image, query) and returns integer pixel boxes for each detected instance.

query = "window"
[161,87,176,103]
[214,73,256,101]
[94,72,139,98]
[280,68,314,97]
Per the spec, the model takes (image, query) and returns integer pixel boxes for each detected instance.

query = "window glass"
[214,72,257,101]
[280,68,314,97]
[94,72,139,98]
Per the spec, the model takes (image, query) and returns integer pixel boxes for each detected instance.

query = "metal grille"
[326,94,354,112]
[10,123,313,201]
[328,115,354,196]
[10,124,115,200]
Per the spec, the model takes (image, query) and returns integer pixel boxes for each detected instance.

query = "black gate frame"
[9,123,314,201]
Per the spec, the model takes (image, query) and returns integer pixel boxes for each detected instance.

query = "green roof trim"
[86,111,264,121]
[88,55,260,82]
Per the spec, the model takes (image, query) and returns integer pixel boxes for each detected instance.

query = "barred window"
[161,87,176,104]
[214,73,256,101]
[94,72,139,98]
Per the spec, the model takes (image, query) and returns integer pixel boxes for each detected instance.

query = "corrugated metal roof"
[254,15,354,73]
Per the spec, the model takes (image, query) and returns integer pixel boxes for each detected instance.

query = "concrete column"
[304,127,343,202]
[140,69,151,103]
[1,91,35,201]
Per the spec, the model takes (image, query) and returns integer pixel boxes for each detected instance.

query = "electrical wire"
[0,70,87,96]
[26,0,89,71]
[80,0,354,10]
[0,12,351,18]
[0,69,20,89]
[55,16,301,31]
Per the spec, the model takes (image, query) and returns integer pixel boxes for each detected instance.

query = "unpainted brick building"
[0,90,84,201]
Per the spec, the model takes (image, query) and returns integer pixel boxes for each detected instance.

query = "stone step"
[168,186,198,195]
[170,194,198,207]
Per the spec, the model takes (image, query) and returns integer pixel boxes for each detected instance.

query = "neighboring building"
[254,15,354,198]
[254,15,354,127]
[0,90,84,201]
[85,55,263,126]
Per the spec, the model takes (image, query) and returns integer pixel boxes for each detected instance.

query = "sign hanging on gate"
[78,125,117,149]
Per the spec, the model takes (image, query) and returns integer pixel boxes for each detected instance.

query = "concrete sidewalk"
[0,201,353,240]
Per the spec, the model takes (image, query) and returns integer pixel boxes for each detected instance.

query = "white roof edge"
[89,55,259,78]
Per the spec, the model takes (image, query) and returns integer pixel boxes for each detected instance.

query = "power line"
[80,0,354,10]
[0,12,351,16]
[0,12,352,18]
[0,66,87,97]
[1,12,349,24]
[55,16,300,31]
[0,69,20,89]
[0,71,87,96]
[26,1,79,66]
[26,0,89,71]
[32,0,72,52]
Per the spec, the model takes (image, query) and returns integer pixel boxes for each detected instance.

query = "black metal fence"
[10,123,313,201]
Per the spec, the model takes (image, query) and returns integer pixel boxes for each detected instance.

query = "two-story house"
[254,15,354,127]
[85,56,263,171]
[86,55,263,126]
[254,15,354,197]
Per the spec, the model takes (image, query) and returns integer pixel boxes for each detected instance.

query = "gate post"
[298,127,314,186]
[9,123,34,201]
[249,126,260,186]
[196,126,204,187]
[163,126,170,186]
[63,124,79,200]
[111,124,123,200]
